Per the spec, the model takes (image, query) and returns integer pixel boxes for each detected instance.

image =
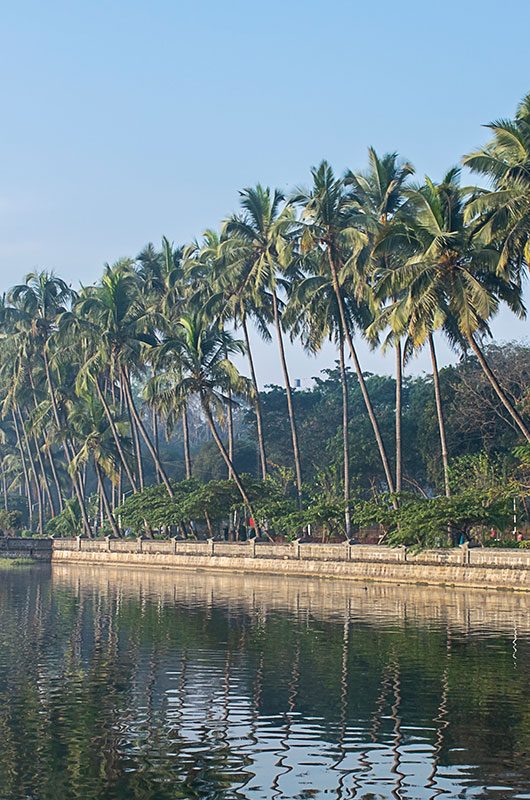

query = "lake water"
[1,564,530,799]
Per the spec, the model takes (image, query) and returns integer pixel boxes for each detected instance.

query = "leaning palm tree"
[185,228,273,480]
[2,271,93,535]
[293,162,396,497]
[463,91,530,277]
[377,168,530,453]
[223,186,304,504]
[148,313,255,515]
[347,148,415,493]
[75,263,175,496]
[68,392,128,538]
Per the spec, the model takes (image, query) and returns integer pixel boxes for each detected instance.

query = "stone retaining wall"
[50,538,530,591]
[0,538,52,560]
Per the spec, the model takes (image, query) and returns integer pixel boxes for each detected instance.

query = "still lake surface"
[1,564,530,799]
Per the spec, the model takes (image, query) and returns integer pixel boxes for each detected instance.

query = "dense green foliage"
[0,94,530,546]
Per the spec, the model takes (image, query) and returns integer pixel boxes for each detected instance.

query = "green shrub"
[349,489,513,549]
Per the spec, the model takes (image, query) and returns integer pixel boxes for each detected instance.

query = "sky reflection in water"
[0,565,528,799]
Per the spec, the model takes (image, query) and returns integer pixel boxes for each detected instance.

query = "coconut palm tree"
[136,237,187,462]
[186,228,272,480]
[223,186,304,503]
[463,92,530,277]
[148,313,255,515]
[68,392,128,538]
[347,148,415,493]
[293,161,396,497]
[76,263,175,496]
[3,271,93,535]
[285,252,369,537]
[376,168,530,453]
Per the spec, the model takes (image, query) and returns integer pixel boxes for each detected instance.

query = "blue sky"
[1,0,528,383]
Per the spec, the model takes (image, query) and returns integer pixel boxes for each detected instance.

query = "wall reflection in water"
[0,564,528,799]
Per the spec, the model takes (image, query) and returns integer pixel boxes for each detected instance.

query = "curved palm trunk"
[42,348,92,536]
[94,461,121,538]
[327,251,396,500]
[181,404,192,479]
[17,407,43,534]
[201,397,255,519]
[467,334,530,442]
[271,291,303,505]
[27,372,59,516]
[121,368,174,497]
[395,339,403,495]
[428,334,451,498]
[12,409,33,530]
[242,314,268,479]
[95,377,138,493]
[338,333,351,539]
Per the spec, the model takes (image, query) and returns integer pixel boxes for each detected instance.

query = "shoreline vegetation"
[1,94,530,550]
[0,557,37,568]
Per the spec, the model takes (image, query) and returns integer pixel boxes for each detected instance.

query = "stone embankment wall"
[0,538,52,560]
[50,538,530,591]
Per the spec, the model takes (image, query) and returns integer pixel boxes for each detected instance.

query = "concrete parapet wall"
[49,539,530,591]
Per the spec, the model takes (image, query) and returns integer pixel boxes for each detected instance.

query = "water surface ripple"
[0,564,529,799]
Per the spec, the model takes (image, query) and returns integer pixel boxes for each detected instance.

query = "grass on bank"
[0,557,38,568]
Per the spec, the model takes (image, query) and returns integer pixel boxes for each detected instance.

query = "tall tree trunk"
[181,404,192,479]
[27,372,60,516]
[43,348,92,536]
[1,468,8,511]
[121,369,144,490]
[12,409,32,529]
[153,409,159,455]
[121,368,174,497]
[46,447,64,513]
[150,367,160,460]
[34,434,56,518]
[131,412,145,490]
[242,314,268,479]
[271,291,303,505]
[227,384,235,480]
[327,250,396,499]
[338,332,351,539]
[395,339,402,495]
[17,407,43,534]
[95,377,138,492]
[428,334,451,498]
[94,462,121,538]
[204,509,213,538]
[467,333,530,441]
[201,396,255,518]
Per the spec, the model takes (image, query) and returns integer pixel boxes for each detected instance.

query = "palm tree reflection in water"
[1,568,530,799]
